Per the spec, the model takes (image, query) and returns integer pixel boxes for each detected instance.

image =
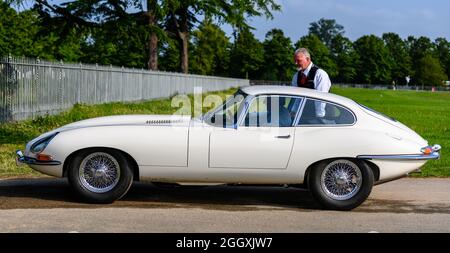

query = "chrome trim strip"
[15,150,62,166]
[357,153,440,161]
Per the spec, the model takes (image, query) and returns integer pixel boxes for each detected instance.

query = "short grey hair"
[294,48,311,59]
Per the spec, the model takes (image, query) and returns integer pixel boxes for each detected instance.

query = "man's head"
[294,48,311,70]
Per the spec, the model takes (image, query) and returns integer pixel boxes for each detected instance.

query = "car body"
[16,85,441,210]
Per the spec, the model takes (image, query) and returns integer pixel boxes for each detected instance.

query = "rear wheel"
[68,148,133,203]
[309,159,373,210]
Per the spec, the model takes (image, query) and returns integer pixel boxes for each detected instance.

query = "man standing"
[291,48,331,119]
[291,48,331,93]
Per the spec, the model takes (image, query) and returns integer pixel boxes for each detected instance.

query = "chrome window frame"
[294,97,357,127]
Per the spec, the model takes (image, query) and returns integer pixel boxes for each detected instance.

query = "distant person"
[291,48,331,119]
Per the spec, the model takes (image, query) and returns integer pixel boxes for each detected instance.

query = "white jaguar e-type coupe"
[16,85,440,210]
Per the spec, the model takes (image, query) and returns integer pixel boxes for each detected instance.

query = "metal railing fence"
[0,56,249,122]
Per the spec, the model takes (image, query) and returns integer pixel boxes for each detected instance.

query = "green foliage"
[354,35,392,84]
[163,0,281,73]
[229,28,264,79]
[261,29,295,81]
[158,38,181,72]
[80,17,149,68]
[1,2,449,84]
[309,18,345,49]
[434,38,450,79]
[295,34,337,79]
[382,33,412,85]
[415,55,448,87]
[0,2,46,58]
[190,20,231,76]
[330,34,359,83]
[406,36,435,85]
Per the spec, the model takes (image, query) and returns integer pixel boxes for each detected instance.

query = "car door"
[209,95,303,169]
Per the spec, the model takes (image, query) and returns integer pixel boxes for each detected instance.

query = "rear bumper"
[357,144,441,161]
[15,150,62,166]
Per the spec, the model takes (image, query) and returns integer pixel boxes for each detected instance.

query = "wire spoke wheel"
[320,160,363,201]
[78,152,121,193]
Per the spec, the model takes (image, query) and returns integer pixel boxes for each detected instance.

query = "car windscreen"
[202,90,247,127]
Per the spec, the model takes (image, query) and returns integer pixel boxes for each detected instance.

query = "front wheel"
[308,159,374,210]
[68,149,133,203]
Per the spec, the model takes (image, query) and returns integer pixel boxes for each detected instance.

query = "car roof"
[240,85,358,108]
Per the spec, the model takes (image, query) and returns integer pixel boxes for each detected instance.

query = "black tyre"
[308,159,374,211]
[68,148,133,203]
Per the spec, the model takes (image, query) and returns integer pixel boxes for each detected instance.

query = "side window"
[298,99,355,125]
[242,95,302,127]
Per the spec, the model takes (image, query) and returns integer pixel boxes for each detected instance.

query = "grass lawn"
[0,86,448,177]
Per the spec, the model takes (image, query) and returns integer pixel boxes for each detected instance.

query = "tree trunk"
[179,32,189,74]
[147,0,158,70]
[148,31,158,70]
[172,7,189,74]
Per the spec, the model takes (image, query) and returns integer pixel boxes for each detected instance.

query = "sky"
[237,0,450,42]
[14,0,450,42]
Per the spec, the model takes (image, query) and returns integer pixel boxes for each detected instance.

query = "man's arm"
[314,69,331,92]
[314,69,331,118]
[291,72,298,86]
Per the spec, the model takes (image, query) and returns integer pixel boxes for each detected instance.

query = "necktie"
[300,72,307,86]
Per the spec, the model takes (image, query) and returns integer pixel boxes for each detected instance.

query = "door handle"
[274,135,291,139]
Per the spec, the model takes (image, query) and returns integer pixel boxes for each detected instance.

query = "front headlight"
[30,132,59,154]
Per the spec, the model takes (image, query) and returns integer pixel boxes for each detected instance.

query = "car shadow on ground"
[0,177,320,211]
[1,177,450,214]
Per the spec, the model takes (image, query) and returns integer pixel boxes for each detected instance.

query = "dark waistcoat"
[297,65,319,89]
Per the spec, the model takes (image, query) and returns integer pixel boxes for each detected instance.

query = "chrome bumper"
[15,150,62,166]
[357,144,441,161]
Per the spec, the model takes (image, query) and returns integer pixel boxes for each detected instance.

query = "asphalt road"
[0,177,449,232]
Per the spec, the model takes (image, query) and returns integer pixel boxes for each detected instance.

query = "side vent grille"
[145,119,183,125]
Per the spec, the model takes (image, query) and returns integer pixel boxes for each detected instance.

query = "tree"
[229,28,264,79]
[434,37,450,79]
[406,36,435,85]
[353,35,392,84]
[13,0,166,69]
[330,34,359,83]
[8,0,280,73]
[190,19,230,76]
[309,18,345,49]
[165,0,281,73]
[415,54,448,87]
[145,0,166,70]
[80,16,149,68]
[295,34,337,79]
[382,32,412,85]
[261,29,295,81]
[0,2,41,57]
[0,1,84,61]
[158,37,181,72]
